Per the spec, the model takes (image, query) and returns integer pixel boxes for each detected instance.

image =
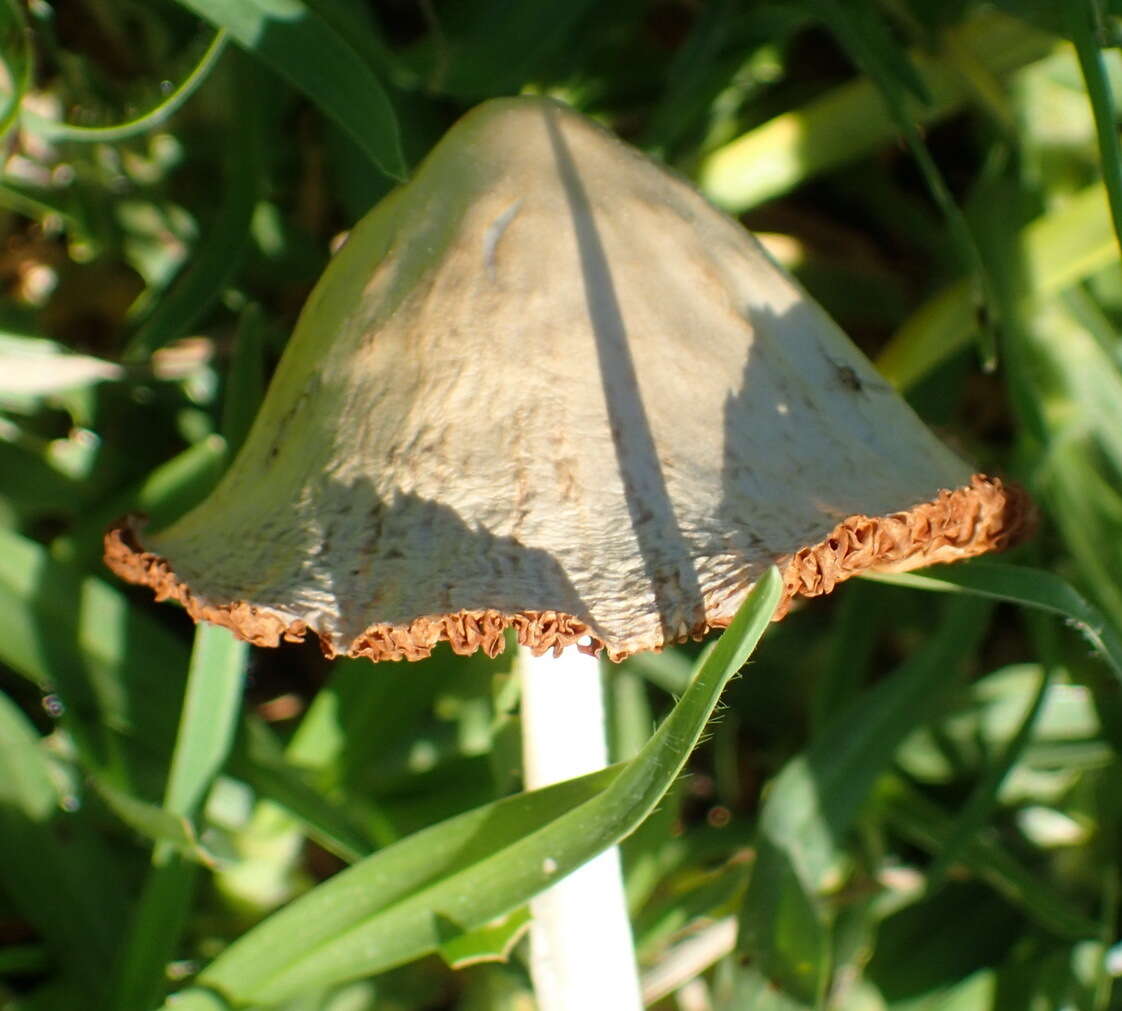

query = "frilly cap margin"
[103,474,1034,664]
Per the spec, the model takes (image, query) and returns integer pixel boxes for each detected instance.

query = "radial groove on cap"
[104,97,1033,663]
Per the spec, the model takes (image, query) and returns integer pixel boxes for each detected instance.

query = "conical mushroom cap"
[105,97,1031,662]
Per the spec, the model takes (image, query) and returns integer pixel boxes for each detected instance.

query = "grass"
[1,1,1122,1009]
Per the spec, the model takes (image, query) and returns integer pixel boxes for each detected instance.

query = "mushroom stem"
[519,644,644,1010]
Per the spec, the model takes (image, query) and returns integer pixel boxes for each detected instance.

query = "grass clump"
[1,2,1121,1009]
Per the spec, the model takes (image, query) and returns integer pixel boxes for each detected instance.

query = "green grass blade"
[695,10,1051,211]
[1064,1,1122,259]
[609,666,654,763]
[811,0,996,368]
[740,596,990,1000]
[767,596,988,884]
[286,651,465,793]
[739,839,829,1005]
[990,179,1114,293]
[810,580,883,734]
[0,529,189,788]
[810,0,929,105]
[0,437,88,521]
[1036,450,1122,640]
[867,562,1122,684]
[0,0,31,142]
[0,693,130,998]
[171,768,621,1009]
[881,776,1099,940]
[923,662,1053,890]
[402,0,598,99]
[220,302,266,459]
[125,51,264,361]
[20,31,228,143]
[230,717,375,864]
[53,434,228,568]
[106,624,247,1011]
[436,907,531,968]
[878,182,1116,389]
[126,435,230,531]
[643,2,807,158]
[163,569,782,1006]
[106,858,200,1011]
[621,646,693,696]
[93,779,213,863]
[163,625,248,819]
[174,0,404,179]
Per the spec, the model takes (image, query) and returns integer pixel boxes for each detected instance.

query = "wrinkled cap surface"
[105,97,1032,662]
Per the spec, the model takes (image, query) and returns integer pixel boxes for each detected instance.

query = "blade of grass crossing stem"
[866,562,1122,684]
[124,50,264,361]
[438,907,532,968]
[174,0,404,178]
[160,770,621,1011]
[0,0,31,142]
[739,596,990,1001]
[160,568,782,1008]
[1065,1,1122,260]
[107,624,247,1011]
[20,30,228,143]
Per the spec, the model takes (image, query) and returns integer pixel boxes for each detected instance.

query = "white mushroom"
[104,96,1029,663]
[105,96,1031,1010]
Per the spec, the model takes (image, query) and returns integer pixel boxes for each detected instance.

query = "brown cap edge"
[103,473,1034,664]
[777,473,1035,615]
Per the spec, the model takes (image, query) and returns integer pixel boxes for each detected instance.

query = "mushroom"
[104,97,1031,1007]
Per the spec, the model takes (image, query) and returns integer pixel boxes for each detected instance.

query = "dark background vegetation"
[2,0,1122,1009]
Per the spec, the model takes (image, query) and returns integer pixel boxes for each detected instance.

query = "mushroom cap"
[105,97,1031,662]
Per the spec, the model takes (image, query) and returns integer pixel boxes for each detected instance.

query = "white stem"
[519,644,644,1011]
